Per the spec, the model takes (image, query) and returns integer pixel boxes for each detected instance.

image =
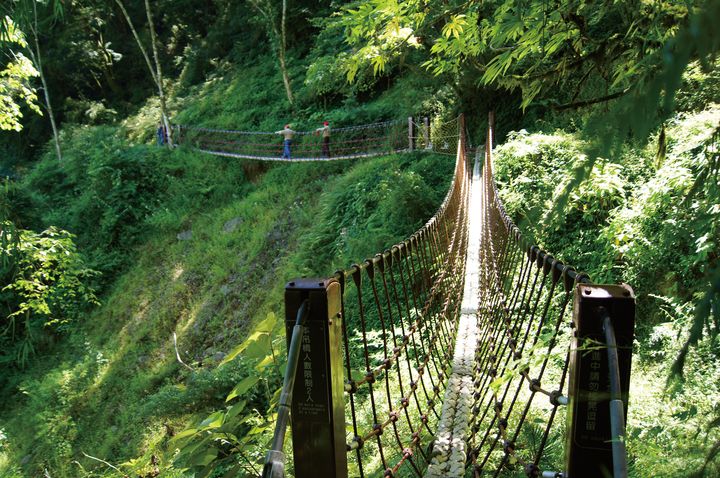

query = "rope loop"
[351,264,363,287]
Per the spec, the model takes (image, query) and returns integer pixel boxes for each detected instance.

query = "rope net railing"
[173,116,460,162]
[461,117,633,478]
[465,137,580,476]
[263,115,467,478]
[411,117,461,155]
[337,116,467,477]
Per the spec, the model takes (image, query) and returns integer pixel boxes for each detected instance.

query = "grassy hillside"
[0,41,455,476]
[1,151,453,478]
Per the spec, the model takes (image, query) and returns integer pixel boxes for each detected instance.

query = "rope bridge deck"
[260,114,635,478]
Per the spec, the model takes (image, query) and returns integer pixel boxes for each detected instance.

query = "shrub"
[22,126,169,287]
[0,222,98,367]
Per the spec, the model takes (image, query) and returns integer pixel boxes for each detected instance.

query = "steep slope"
[1,146,453,477]
[0,38,455,475]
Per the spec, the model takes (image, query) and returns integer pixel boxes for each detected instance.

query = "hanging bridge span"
[173,117,459,162]
[191,113,636,478]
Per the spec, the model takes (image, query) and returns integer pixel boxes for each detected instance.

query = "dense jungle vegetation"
[0,0,718,477]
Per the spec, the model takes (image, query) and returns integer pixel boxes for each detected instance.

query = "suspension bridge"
[177,113,635,478]
[173,117,458,161]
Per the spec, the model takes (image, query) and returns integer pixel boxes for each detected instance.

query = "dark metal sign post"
[284,278,348,478]
[566,284,635,478]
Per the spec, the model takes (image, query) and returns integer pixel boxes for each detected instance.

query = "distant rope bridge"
[173,117,460,161]
[254,114,635,478]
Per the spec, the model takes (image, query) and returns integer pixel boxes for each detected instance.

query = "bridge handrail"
[174,118,405,136]
[172,115,459,162]
[465,111,634,478]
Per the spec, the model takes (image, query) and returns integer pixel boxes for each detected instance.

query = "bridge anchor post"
[408,116,415,151]
[424,116,431,149]
[566,284,635,478]
[284,278,348,478]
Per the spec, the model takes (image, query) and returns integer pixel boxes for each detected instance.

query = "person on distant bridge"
[276,124,295,159]
[156,122,167,146]
[315,121,331,158]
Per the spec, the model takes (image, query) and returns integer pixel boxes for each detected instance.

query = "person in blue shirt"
[156,123,166,146]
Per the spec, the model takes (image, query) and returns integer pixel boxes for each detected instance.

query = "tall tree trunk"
[278,0,293,106]
[114,0,172,146]
[30,1,61,161]
[144,0,172,146]
[249,0,294,107]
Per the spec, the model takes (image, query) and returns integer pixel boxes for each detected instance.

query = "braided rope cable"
[424,149,484,477]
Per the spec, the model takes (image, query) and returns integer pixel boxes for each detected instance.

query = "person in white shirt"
[276,124,295,159]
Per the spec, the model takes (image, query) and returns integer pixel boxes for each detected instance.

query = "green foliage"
[676,62,720,113]
[626,298,720,477]
[172,312,282,478]
[20,126,169,285]
[332,0,712,112]
[338,0,424,83]
[0,18,40,131]
[493,100,720,474]
[298,152,451,271]
[0,221,98,367]
[492,130,624,281]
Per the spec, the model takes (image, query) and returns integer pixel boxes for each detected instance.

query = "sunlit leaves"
[1,223,99,366]
[371,53,386,75]
[336,0,424,81]
[226,375,260,402]
[222,311,278,365]
[334,0,712,115]
[442,14,466,39]
[0,17,40,131]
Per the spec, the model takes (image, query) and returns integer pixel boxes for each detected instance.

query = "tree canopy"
[338,0,719,125]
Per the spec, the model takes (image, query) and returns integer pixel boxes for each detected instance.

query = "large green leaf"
[226,375,260,402]
[222,312,277,364]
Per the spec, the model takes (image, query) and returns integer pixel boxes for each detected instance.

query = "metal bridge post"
[423,116,430,149]
[566,284,635,478]
[408,116,415,151]
[284,278,348,478]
